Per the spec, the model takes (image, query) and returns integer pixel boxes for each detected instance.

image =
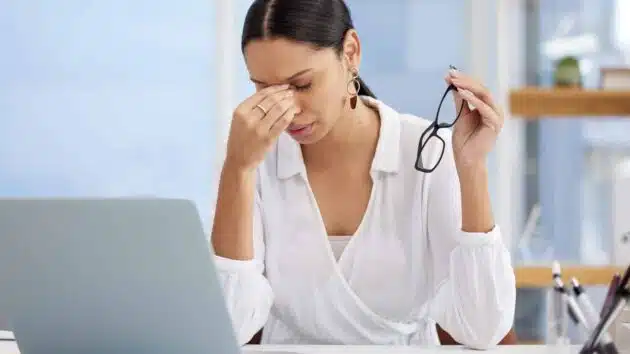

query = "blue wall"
[0,1,216,224]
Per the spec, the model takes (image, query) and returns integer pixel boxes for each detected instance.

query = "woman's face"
[243,34,360,144]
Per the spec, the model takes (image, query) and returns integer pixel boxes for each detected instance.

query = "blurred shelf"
[515,265,625,287]
[509,88,630,117]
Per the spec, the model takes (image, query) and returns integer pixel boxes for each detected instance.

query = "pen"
[551,262,589,331]
[550,283,568,343]
[571,277,602,326]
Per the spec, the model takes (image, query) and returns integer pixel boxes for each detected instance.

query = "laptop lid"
[0,197,241,354]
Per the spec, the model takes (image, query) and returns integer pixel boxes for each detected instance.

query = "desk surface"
[0,343,582,354]
[242,345,580,354]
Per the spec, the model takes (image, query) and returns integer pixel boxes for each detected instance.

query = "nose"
[291,93,303,114]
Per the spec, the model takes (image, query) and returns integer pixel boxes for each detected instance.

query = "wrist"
[221,163,257,188]
[455,159,488,180]
[222,159,257,178]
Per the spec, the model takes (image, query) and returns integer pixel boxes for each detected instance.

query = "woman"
[210,0,516,349]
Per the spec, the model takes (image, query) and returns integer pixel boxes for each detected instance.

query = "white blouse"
[210,97,516,350]
[328,236,353,261]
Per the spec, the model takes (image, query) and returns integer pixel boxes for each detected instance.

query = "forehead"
[244,38,335,82]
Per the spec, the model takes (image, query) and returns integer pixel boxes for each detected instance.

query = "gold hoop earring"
[347,68,361,109]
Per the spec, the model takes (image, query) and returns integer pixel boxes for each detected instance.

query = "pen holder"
[579,289,629,354]
[610,304,629,350]
[547,288,569,344]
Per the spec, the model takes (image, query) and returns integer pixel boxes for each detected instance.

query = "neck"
[301,98,380,170]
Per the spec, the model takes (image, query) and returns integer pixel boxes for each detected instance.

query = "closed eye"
[293,83,312,91]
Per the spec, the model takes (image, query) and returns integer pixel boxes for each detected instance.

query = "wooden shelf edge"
[509,87,630,117]
[515,265,625,287]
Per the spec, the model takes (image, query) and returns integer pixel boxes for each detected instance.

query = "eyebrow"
[250,69,313,85]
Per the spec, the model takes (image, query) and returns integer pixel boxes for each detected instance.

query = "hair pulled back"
[241,0,376,98]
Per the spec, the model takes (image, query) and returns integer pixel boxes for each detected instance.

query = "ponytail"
[357,76,376,99]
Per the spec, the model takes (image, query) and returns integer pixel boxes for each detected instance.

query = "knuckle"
[233,108,244,118]
[254,126,267,139]
[234,107,249,120]
[243,118,257,130]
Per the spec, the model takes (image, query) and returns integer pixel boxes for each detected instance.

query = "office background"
[1,0,629,344]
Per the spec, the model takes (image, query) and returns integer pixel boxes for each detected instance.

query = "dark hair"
[241,0,376,98]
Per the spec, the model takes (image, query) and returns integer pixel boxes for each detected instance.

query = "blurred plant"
[553,55,582,87]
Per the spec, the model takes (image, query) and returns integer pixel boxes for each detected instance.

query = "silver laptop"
[0,197,252,354]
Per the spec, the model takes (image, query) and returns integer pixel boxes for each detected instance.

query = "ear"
[341,29,361,71]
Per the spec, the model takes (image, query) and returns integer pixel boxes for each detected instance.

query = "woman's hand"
[446,68,504,171]
[225,84,300,172]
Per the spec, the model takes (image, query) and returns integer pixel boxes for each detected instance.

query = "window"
[516,0,630,343]
[528,0,629,265]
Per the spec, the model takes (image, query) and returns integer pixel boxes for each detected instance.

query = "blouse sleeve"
[208,165,273,345]
[424,130,516,350]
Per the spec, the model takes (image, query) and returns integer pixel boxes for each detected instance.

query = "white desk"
[0,343,582,354]
[242,345,581,354]
[0,331,583,354]
[0,342,17,354]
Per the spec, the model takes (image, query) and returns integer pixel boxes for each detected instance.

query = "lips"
[286,122,314,138]
[287,123,312,132]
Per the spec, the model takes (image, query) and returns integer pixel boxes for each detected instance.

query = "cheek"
[292,89,323,121]
[295,81,344,123]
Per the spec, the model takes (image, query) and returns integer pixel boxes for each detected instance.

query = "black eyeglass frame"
[414,83,466,173]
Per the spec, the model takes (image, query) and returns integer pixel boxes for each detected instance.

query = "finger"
[269,105,298,138]
[447,69,485,91]
[441,76,468,114]
[458,89,502,132]
[248,90,294,121]
[449,76,499,114]
[255,90,294,120]
[239,84,291,111]
[446,69,495,106]
[259,95,296,131]
[450,87,471,117]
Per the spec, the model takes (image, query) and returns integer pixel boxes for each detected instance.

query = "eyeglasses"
[414,81,466,173]
[579,264,630,354]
